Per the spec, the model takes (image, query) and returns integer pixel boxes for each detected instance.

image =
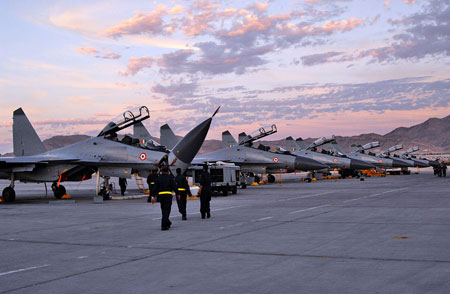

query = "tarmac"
[1,169,449,293]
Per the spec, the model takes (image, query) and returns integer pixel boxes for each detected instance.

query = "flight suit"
[175,174,192,220]
[154,173,177,230]
[147,172,158,202]
[118,178,127,196]
[199,170,212,219]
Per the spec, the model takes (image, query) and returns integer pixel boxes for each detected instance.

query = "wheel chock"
[61,194,71,199]
[312,178,317,181]
[187,196,198,200]
[0,197,3,203]
[251,182,259,186]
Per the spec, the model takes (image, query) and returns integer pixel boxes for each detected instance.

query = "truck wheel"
[232,186,237,194]
[241,183,247,189]
[222,188,228,196]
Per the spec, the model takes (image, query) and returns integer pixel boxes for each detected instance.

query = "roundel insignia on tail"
[273,157,279,163]
[291,148,295,151]
[139,152,147,161]
[333,158,338,163]
[379,159,383,163]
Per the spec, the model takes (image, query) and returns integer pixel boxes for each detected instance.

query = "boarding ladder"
[135,175,149,194]
[275,173,283,184]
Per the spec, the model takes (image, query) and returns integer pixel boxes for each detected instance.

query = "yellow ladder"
[275,173,282,184]
[135,175,149,194]
[260,174,268,184]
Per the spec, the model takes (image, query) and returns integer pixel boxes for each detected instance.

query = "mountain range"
[1,114,449,156]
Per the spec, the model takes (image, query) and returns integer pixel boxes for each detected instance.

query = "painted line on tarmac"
[343,187,408,203]
[289,204,329,214]
[278,191,334,202]
[0,264,49,277]
[257,216,273,221]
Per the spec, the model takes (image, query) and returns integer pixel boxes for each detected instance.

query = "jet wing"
[0,155,80,165]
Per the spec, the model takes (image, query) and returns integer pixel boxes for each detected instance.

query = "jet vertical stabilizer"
[160,124,179,150]
[133,121,154,141]
[295,138,307,150]
[285,136,300,152]
[238,132,249,144]
[168,107,218,174]
[13,108,46,156]
[222,131,237,148]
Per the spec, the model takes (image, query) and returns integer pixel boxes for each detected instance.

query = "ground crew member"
[154,166,177,230]
[174,168,191,220]
[118,177,127,196]
[147,170,158,203]
[198,164,212,219]
[441,162,447,177]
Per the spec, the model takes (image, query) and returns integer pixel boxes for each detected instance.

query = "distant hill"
[1,115,449,156]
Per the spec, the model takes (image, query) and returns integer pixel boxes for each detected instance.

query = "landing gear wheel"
[52,183,66,199]
[222,186,229,196]
[268,174,275,183]
[306,178,312,183]
[254,176,260,183]
[241,183,247,189]
[2,187,16,203]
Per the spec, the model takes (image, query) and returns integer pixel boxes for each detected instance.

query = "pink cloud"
[119,56,157,76]
[104,6,169,37]
[77,46,121,59]
[403,0,416,4]
[77,46,99,55]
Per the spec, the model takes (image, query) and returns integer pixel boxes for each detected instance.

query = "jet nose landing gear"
[51,182,66,199]
[2,187,16,203]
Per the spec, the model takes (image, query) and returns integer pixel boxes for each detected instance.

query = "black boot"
[201,213,206,219]
[207,212,211,219]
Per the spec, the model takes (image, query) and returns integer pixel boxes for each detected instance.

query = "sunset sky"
[0,0,449,154]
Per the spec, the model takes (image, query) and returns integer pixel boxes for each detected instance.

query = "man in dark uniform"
[441,162,447,177]
[118,177,127,196]
[147,170,158,203]
[174,168,192,220]
[154,166,177,230]
[198,164,212,219]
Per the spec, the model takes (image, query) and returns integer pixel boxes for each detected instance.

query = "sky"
[0,0,449,154]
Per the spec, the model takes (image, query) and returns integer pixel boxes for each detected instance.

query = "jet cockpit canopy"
[98,106,150,137]
[239,124,277,145]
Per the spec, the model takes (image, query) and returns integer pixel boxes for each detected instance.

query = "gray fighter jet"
[380,144,415,168]
[400,146,437,168]
[286,136,375,177]
[190,125,327,181]
[0,106,216,202]
[325,141,410,169]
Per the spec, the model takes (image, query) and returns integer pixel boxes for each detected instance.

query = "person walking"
[118,177,127,196]
[174,168,192,220]
[198,164,212,219]
[154,166,177,230]
[147,169,158,203]
[441,162,447,177]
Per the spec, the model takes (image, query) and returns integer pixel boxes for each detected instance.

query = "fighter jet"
[191,125,327,183]
[0,106,216,202]
[379,144,415,168]
[324,141,410,169]
[400,146,438,168]
[286,136,375,178]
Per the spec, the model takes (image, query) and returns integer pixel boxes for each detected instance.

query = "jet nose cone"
[350,158,375,170]
[172,117,212,164]
[294,156,327,171]
[412,159,429,168]
[391,158,410,168]
[428,160,440,168]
